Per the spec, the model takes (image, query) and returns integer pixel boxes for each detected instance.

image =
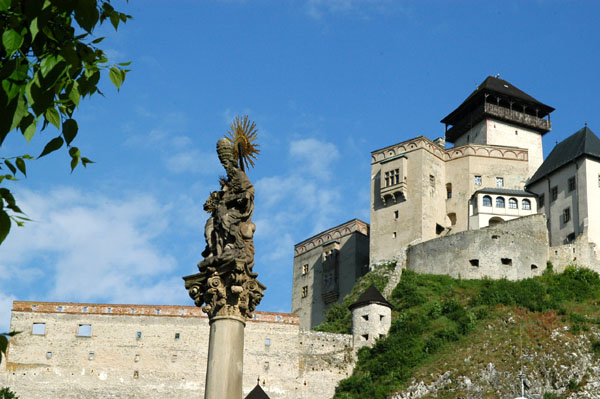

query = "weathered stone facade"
[2,302,353,399]
[292,219,369,330]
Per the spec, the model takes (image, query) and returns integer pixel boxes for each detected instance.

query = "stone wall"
[2,302,352,399]
[406,214,549,280]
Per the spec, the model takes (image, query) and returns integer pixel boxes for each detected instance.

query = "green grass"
[333,266,600,399]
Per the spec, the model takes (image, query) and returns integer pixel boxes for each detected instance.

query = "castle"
[4,76,600,397]
[293,76,600,329]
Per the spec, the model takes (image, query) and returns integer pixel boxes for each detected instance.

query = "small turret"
[349,284,392,348]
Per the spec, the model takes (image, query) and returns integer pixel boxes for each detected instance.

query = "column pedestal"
[204,315,246,399]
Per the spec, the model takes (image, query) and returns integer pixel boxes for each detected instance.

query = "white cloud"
[0,188,181,308]
[165,150,221,175]
[0,293,16,332]
[289,138,340,180]
[305,0,393,19]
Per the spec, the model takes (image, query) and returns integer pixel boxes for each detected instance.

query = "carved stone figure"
[184,133,265,320]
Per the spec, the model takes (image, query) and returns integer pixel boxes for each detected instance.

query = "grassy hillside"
[327,265,600,399]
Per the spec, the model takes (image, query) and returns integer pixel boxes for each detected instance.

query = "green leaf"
[16,157,26,176]
[40,55,63,77]
[10,95,28,131]
[30,17,39,41]
[38,136,64,158]
[109,67,122,90]
[91,37,104,44]
[69,147,81,171]
[45,107,60,129]
[74,0,100,33]
[4,160,16,175]
[21,114,37,143]
[0,0,11,12]
[109,12,120,30]
[62,119,78,145]
[2,29,23,54]
[68,81,80,106]
[117,61,132,66]
[81,157,94,167]
[0,210,10,245]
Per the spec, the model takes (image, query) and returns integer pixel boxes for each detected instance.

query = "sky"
[2,0,600,332]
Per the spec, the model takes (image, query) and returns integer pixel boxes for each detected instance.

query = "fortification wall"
[406,214,549,280]
[1,302,351,399]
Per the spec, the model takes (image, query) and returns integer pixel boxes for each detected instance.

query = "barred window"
[522,199,531,210]
[483,195,492,207]
[568,177,576,192]
[508,198,518,209]
[496,197,505,208]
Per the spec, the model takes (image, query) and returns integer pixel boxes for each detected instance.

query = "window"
[429,175,435,186]
[483,195,492,207]
[551,186,558,201]
[496,197,505,208]
[568,177,576,192]
[107,307,112,313]
[394,210,399,219]
[32,323,46,335]
[469,259,479,267]
[156,309,161,315]
[474,175,482,185]
[598,174,600,188]
[508,198,518,209]
[496,177,504,187]
[133,371,139,379]
[175,333,180,340]
[88,352,95,360]
[58,306,63,312]
[180,309,185,315]
[538,194,544,208]
[392,231,396,238]
[136,331,142,339]
[384,169,400,187]
[83,306,88,313]
[78,324,91,337]
[362,314,369,321]
[131,308,135,314]
[361,334,369,341]
[32,305,37,311]
[501,258,512,266]
[265,338,271,346]
[563,208,571,223]
[302,264,308,275]
[522,199,531,210]
[301,286,308,298]
[134,354,140,362]
[46,351,52,359]
[446,183,452,199]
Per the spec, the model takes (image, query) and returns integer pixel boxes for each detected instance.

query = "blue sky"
[2,0,600,331]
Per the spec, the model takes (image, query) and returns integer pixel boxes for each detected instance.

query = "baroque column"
[183,124,265,399]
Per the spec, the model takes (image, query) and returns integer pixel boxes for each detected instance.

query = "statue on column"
[184,116,265,320]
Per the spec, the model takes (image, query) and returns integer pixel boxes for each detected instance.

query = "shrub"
[590,339,600,355]
[543,393,559,399]
[0,388,18,399]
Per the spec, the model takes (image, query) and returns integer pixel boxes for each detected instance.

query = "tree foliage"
[0,0,131,244]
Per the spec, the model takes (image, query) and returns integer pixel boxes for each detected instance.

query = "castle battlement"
[371,135,529,164]
[294,218,368,256]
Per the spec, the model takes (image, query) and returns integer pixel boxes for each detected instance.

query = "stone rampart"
[2,302,349,399]
[406,214,549,280]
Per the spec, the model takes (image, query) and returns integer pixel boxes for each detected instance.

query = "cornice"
[294,219,369,257]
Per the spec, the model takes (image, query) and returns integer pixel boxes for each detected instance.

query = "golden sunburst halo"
[225,115,260,170]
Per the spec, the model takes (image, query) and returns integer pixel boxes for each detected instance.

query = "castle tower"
[441,76,554,177]
[349,285,392,348]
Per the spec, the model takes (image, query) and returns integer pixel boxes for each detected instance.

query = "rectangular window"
[32,323,46,335]
[83,306,88,313]
[429,175,435,186]
[551,186,558,201]
[175,333,180,340]
[496,177,504,187]
[474,175,482,185]
[384,171,389,187]
[88,352,95,360]
[46,351,52,359]
[563,208,571,223]
[539,194,544,208]
[568,176,576,192]
[136,331,142,339]
[265,338,271,346]
[301,286,308,298]
[302,264,308,275]
[77,324,91,337]
[58,306,63,312]
[107,307,111,313]
[394,210,399,219]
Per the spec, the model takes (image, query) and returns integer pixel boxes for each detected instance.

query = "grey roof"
[349,284,392,310]
[528,126,600,185]
[473,188,536,197]
[245,383,270,399]
[441,76,554,125]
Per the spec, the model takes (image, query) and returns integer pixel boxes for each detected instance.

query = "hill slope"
[317,266,600,399]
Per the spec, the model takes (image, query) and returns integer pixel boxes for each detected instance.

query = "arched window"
[483,195,492,207]
[496,197,505,208]
[522,199,531,210]
[508,198,518,209]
